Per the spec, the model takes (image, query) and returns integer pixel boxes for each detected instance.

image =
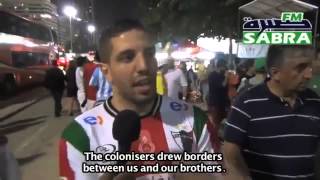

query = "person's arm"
[316,142,320,180]
[89,67,100,89]
[223,95,252,180]
[0,136,21,180]
[162,73,168,96]
[76,68,85,93]
[223,142,251,180]
[59,121,101,180]
[179,71,188,100]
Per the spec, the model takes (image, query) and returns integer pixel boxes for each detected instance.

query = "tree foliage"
[138,0,252,42]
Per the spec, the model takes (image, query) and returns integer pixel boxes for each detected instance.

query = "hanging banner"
[237,43,269,58]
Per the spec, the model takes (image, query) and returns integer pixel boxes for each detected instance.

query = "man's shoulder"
[62,104,111,140]
[235,83,267,103]
[300,88,320,99]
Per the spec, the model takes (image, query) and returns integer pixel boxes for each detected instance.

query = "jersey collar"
[103,95,162,118]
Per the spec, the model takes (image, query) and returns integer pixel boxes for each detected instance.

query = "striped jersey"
[89,66,112,102]
[224,83,320,180]
[59,95,218,180]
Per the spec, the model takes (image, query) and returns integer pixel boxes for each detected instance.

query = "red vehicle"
[0,10,57,94]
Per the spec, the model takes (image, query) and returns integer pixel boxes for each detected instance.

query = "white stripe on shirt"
[225,122,247,133]
[250,114,320,122]
[243,149,315,158]
[244,98,269,104]
[305,98,320,102]
[248,134,319,139]
[231,106,251,118]
[250,169,315,178]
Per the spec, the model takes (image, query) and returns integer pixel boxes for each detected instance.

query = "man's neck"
[267,80,297,105]
[111,95,156,116]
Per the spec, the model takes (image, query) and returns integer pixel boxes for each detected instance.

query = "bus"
[0,10,58,95]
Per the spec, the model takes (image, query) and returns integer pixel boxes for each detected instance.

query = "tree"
[138,0,252,42]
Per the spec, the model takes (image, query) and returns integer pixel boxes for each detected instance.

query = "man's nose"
[135,53,148,71]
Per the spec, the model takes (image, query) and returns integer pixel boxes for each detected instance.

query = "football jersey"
[59,95,218,180]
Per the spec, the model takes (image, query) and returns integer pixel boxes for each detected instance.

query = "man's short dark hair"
[239,59,255,70]
[98,19,146,63]
[216,59,227,69]
[266,45,315,74]
[75,56,88,67]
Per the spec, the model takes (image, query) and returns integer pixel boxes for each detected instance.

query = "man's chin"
[132,92,157,104]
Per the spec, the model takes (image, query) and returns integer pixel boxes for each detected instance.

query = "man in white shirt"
[75,56,88,113]
[164,59,188,100]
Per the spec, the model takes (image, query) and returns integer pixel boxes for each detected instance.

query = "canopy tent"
[239,0,319,47]
[239,0,318,19]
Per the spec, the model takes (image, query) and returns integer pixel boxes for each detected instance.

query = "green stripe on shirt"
[193,106,208,142]
[62,121,90,153]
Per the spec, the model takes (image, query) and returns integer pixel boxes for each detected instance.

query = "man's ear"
[101,64,112,83]
[270,67,281,81]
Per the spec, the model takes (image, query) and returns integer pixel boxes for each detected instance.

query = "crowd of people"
[44,52,112,117]
[57,19,320,180]
[1,18,319,180]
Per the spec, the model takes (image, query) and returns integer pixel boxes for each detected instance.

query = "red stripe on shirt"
[131,112,170,177]
[59,139,75,180]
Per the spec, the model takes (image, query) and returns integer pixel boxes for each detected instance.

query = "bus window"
[18,20,32,38]
[12,52,28,68]
[35,53,49,66]
[0,12,11,33]
[7,14,19,36]
[37,25,52,42]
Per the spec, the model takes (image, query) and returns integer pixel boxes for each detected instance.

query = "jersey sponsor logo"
[171,130,193,152]
[138,130,156,153]
[83,115,104,125]
[170,102,188,111]
[96,144,116,154]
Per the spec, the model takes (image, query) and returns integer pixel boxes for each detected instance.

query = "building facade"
[0,0,68,45]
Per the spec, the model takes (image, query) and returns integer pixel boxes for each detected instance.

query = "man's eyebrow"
[295,62,310,68]
[117,49,135,57]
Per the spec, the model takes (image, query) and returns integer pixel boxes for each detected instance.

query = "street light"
[87,24,96,33]
[87,24,96,48]
[63,5,77,53]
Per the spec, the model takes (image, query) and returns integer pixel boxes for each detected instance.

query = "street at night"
[1,0,320,180]
[0,87,72,179]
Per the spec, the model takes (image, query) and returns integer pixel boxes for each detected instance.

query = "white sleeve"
[179,70,188,87]
[76,68,85,94]
[60,141,102,180]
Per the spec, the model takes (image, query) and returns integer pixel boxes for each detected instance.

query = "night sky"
[94,0,139,30]
[54,0,139,32]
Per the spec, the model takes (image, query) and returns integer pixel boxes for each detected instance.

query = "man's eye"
[296,64,309,72]
[120,52,135,62]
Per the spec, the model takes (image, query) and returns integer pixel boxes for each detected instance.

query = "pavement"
[0,87,74,180]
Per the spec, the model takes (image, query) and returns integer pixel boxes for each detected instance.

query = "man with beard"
[59,19,220,180]
[223,45,320,180]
